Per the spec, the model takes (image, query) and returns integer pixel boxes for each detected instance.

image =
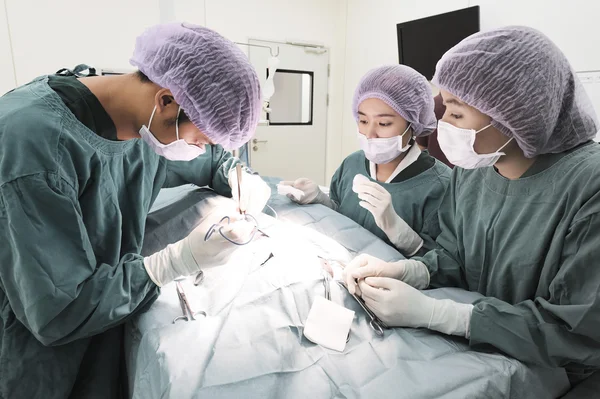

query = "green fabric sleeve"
[0,173,159,346]
[413,208,442,257]
[328,163,344,207]
[414,170,468,288]
[163,144,241,197]
[470,209,600,369]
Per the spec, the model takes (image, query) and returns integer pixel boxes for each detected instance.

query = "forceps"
[235,163,244,215]
[318,257,387,336]
[236,163,270,238]
[172,278,206,323]
[318,256,333,301]
[232,160,270,238]
[336,280,387,337]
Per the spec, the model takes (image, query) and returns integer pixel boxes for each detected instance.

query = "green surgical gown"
[0,76,240,398]
[329,150,450,255]
[415,141,600,383]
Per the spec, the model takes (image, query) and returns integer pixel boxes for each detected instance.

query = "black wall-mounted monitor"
[397,6,480,80]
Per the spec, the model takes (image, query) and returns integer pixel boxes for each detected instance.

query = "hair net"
[352,65,437,137]
[432,26,599,158]
[130,23,262,150]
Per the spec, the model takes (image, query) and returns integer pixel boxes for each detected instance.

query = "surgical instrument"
[173,278,206,323]
[194,270,205,286]
[336,280,387,337]
[260,252,275,266]
[236,163,244,215]
[205,214,259,245]
[322,269,331,301]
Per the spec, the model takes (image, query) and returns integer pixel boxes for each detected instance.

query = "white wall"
[6,0,151,84]
[338,0,600,160]
[475,0,600,72]
[0,0,16,95]
[3,0,207,84]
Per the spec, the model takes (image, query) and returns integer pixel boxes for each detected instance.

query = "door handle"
[253,139,268,144]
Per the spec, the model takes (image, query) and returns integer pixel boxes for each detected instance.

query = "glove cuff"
[314,190,338,210]
[387,216,424,256]
[143,247,176,287]
[398,260,430,289]
[143,253,163,287]
[428,299,474,337]
[143,239,198,287]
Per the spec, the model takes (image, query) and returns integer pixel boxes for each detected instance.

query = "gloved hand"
[279,178,338,209]
[228,168,271,215]
[342,254,429,295]
[143,214,256,287]
[359,277,474,337]
[352,176,423,256]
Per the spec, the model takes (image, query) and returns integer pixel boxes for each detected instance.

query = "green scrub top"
[0,76,239,398]
[415,141,600,383]
[329,150,451,255]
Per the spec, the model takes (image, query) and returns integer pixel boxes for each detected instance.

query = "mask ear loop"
[148,106,157,130]
[469,123,493,149]
[400,123,412,138]
[176,106,181,140]
[475,123,514,153]
[399,123,413,150]
[496,137,514,153]
[475,123,493,134]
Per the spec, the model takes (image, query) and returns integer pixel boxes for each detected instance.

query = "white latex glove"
[352,175,423,256]
[279,178,338,209]
[342,254,429,295]
[143,215,256,287]
[359,277,474,337]
[228,169,271,215]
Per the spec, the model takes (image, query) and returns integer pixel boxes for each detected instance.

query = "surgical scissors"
[172,278,206,323]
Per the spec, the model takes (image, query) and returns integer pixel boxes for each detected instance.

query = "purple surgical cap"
[432,26,599,157]
[352,65,437,137]
[130,22,262,150]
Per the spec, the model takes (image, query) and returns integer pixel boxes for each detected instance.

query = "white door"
[248,39,329,185]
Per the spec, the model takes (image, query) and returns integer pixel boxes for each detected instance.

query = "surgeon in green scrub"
[0,23,270,398]
[343,26,600,386]
[281,65,450,256]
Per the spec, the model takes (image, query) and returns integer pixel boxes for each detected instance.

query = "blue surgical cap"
[432,26,599,157]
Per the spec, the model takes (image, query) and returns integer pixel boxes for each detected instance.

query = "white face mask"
[139,106,205,161]
[437,120,513,169]
[357,124,412,164]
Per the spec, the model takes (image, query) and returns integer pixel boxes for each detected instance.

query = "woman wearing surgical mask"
[343,27,600,387]
[0,23,270,398]
[281,65,451,256]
